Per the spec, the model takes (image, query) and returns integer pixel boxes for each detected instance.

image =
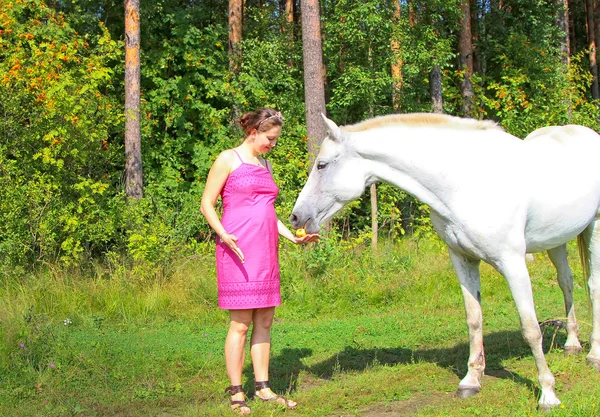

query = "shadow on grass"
[242,347,314,397]
[259,328,569,399]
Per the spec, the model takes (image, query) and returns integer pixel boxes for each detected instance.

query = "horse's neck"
[352,127,519,220]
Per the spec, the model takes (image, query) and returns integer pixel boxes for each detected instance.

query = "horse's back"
[524,124,598,142]
[523,124,600,180]
[524,125,600,156]
[523,125,600,252]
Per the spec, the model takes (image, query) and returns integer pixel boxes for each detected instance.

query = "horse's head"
[290,115,371,233]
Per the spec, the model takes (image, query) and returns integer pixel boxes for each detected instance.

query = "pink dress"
[215,150,281,310]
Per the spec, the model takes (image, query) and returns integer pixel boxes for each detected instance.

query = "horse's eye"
[317,161,327,170]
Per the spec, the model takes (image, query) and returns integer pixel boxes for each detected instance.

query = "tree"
[471,0,480,73]
[569,0,577,55]
[301,0,327,167]
[458,0,474,116]
[124,0,143,199]
[229,0,243,74]
[430,65,443,113]
[284,0,295,37]
[391,0,403,112]
[556,0,570,64]
[425,1,443,114]
[596,0,600,85]
[229,0,243,119]
[284,0,295,66]
[555,0,573,121]
[586,0,599,98]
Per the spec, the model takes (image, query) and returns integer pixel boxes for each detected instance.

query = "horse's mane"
[341,113,502,132]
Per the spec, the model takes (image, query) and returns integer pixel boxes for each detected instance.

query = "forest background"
[1,0,599,275]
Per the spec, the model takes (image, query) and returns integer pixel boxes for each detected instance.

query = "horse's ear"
[321,113,344,142]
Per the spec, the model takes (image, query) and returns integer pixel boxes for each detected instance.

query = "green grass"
[1,237,599,416]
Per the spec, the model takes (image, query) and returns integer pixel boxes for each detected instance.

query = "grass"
[1,236,599,416]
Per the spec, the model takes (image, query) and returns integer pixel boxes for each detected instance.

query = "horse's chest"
[430,213,486,258]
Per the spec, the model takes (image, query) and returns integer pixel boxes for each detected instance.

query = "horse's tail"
[577,232,591,299]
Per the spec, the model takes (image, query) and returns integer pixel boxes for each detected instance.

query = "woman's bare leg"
[251,307,297,407]
[226,309,253,414]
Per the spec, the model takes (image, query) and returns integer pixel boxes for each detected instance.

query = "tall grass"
[0,235,452,334]
[1,235,598,416]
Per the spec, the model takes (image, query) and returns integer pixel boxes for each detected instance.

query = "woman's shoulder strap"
[261,157,273,175]
[232,149,245,163]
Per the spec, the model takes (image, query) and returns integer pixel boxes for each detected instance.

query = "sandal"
[254,380,297,408]
[225,385,251,415]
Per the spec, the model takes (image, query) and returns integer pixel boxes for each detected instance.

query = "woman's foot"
[255,381,297,408]
[225,385,251,414]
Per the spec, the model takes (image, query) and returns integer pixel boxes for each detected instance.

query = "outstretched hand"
[294,233,320,244]
[221,233,245,263]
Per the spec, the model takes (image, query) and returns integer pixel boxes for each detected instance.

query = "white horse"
[289,113,600,410]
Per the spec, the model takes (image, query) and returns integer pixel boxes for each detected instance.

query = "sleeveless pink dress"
[215,150,281,310]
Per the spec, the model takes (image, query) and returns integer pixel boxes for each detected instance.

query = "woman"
[200,108,319,414]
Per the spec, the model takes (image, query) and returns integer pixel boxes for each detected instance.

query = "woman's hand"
[221,233,245,263]
[293,233,320,244]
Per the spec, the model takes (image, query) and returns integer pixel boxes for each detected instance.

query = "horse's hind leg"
[494,253,561,410]
[448,249,485,398]
[581,219,600,371]
[547,244,582,354]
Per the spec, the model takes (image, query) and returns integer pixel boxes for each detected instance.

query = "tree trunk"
[228,0,243,74]
[425,0,443,114]
[459,0,474,117]
[556,0,570,64]
[586,0,600,99]
[370,183,378,249]
[229,0,243,120]
[124,0,143,199]
[471,0,480,74]
[284,0,295,67]
[408,0,417,27]
[399,0,417,236]
[595,0,600,74]
[391,0,403,112]
[300,0,327,168]
[285,0,294,29]
[430,64,443,113]
[568,0,576,55]
[555,0,572,121]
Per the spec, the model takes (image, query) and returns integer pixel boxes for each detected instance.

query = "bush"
[0,1,123,267]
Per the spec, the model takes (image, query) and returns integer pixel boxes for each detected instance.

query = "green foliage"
[0,0,123,267]
[324,0,394,121]
[1,0,599,272]
[466,0,600,136]
[393,0,461,114]
[477,44,599,137]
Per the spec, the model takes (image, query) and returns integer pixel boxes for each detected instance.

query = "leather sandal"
[254,380,297,408]
[225,385,251,414]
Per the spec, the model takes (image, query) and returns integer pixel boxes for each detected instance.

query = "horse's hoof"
[563,346,582,356]
[587,357,600,371]
[538,403,556,412]
[455,387,480,399]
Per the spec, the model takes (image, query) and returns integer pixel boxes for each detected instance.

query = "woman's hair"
[238,108,284,136]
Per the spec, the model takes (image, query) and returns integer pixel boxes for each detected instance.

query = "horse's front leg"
[448,249,485,398]
[547,244,582,354]
[495,254,561,410]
